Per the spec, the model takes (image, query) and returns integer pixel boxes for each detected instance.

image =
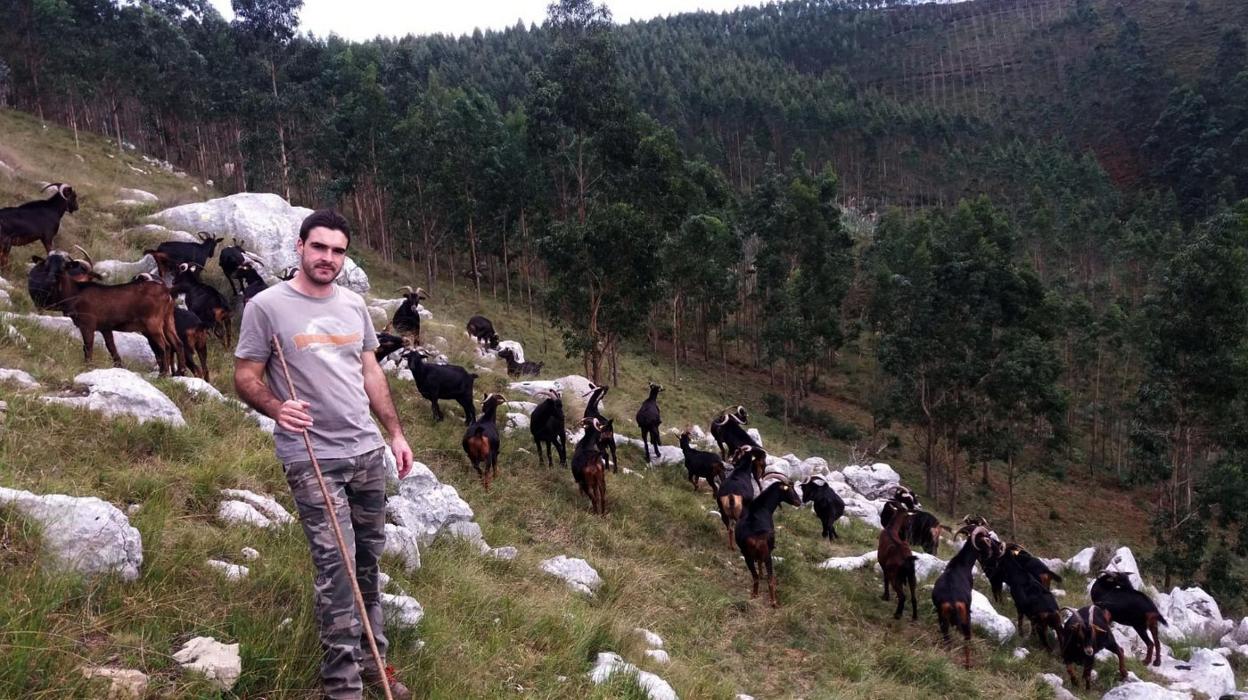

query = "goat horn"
[57,183,67,197]
[41,182,62,194]
[72,245,94,266]
[396,285,414,295]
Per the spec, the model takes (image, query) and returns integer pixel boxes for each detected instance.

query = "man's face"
[297,227,348,286]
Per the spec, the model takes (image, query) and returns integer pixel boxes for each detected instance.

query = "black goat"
[0,183,78,266]
[932,526,1000,669]
[388,286,427,343]
[28,250,97,311]
[171,262,232,346]
[530,390,567,467]
[991,547,1063,650]
[710,405,758,458]
[236,261,268,302]
[374,332,406,362]
[571,417,608,515]
[800,476,845,540]
[880,486,921,529]
[217,239,263,296]
[583,383,618,473]
[498,347,543,377]
[1061,605,1127,690]
[172,307,211,380]
[463,393,506,490]
[154,231,224,271]
[279,266,298,281]
[635,383,663,463]
[1090,571,1168,667]
[403,350,477,425]
[715,446,767,550]
[878,510,919,620]
[985,543,1062,600]
[466,314,499,348]
[678,430,724,492]
[736,475,802,607]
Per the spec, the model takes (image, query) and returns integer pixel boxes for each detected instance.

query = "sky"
[205,1,770,42]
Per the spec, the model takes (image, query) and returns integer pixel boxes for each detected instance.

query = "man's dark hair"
[299,209,352,244]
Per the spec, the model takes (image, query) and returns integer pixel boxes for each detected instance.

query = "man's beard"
[302,259,340,285]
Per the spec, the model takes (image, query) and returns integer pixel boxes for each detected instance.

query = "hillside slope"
[0,109,1235,699]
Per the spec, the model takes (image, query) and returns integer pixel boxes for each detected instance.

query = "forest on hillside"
[2,0,1248,599]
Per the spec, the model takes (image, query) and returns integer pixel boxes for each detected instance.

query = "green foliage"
[762,393,861,441]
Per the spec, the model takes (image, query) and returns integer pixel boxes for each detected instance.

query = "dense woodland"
[2,0,1248,596]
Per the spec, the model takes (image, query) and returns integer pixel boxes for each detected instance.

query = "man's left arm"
[362,352,414,478]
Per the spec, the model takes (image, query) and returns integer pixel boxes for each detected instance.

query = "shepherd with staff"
[234,209,414,700]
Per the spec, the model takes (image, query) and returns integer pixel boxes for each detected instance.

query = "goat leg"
[101,330,123,368]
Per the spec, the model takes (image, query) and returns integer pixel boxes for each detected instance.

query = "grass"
[0,106,1218,698]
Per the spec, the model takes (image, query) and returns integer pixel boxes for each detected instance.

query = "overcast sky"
[205,1,768,41]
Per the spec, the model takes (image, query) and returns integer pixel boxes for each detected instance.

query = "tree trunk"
[270,60,291,201]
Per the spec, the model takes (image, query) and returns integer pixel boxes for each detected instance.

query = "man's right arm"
[234,359,314,432]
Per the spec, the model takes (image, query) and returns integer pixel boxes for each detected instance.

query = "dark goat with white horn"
[0,183,79,266]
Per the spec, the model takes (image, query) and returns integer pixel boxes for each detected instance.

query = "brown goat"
[51,251,182,375]
[716,445,768,549]
[571,417,608,515]
[878,509,919,620]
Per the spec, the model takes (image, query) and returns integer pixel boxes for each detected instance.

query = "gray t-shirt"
[235,281,384,463]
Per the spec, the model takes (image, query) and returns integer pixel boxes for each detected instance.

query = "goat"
[582,383,618,473]
[985,543,1062,600]
[462,393,506,489]
[403,349,477,425]
[529,390,567,467]
[634,383,663,463]
[1061,605,1127,689]
[878,510,919,620]
[880,485,921,529]
[709,405,757,458]
[153,231,224,271]
[466,315,500,348]
[28,250,98,311]
[498,347,543,378]
[736,474,802,607]
[932,525,1001,669]
[47,251,181,375]
[374,332,406,362]
[388,286,427,343]
[715,445,767,550]
[0,184,78,266]
[172,307,210,380]
[990,545,1063,650]
[217,239,264,296]
[800,475,845,540]
[571,417,608,515]
[171,262,232,346]
[279,266,298,281]
[236,261,268,302]
[1090,570,1168,667]
[678,429,724,492]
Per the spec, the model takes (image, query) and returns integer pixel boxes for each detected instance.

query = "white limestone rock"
[1066,547,1096,575]
[1151,648,1235,699]
[644,649,670,664]
[1037,673,1076,700]
[383,524,422,573]
[381,593,424,629]
[443,520,490,554]
[5,313,159,367]
[0,487,143,581]
[508,374,594,402]
[588,652,678,700]
[841,463,901,500]
[0,368,38,389]
[118,188,159,203]
[489,546,519,561]
[842,494,884,529]
[81,666,148,699]
[172,637,241,691]
[971,589,1017,643]
[219,489,293,526]
[540,555,603,595]
[635,628,664,649]
[1112,622,1173,663]
[40,368,185,426]
[150,193,370,293]
[205,559,249,582]
[1158,586,1232,644]
[746,428,763,447]
[216,500,273,529]
[1105,547,1144,590]
[240,547,260,561]
[817,551,878,571]
[497,340,525,363]
[1101,681,1192,700]
[170,376,226,402]
[1220,617,1248,648]
[1012,647,1030,660]
[90,255,158,284]
[388,480,474,546]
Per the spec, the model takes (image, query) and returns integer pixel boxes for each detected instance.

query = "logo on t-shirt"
[293,318,362,353]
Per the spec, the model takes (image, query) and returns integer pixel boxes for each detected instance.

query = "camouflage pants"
[284,447,389,700]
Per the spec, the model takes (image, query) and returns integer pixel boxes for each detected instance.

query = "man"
[234,209,414,700]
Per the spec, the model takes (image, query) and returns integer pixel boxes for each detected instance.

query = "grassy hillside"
[0,108,1208,698]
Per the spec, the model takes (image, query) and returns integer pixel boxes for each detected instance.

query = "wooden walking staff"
[271,335,394,700]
